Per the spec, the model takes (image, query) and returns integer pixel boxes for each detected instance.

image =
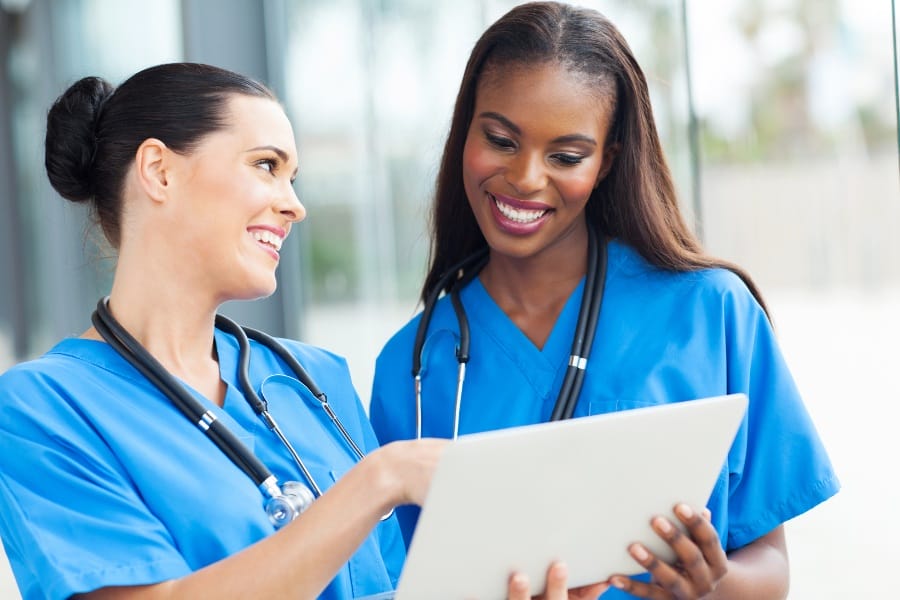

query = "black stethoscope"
[92,297,385,530]
[411,224,608,438]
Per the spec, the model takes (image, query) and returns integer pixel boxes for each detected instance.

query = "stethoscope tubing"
[550,224,607,421]
[412,224,607,434]
[412,249,488,439]
[92,298,368,507]
[92,300,273,487]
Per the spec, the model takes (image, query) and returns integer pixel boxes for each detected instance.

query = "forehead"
[473,62,614,136]
[214,94,297,154]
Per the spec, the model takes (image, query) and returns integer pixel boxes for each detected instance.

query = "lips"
[487,192,552,234]
[492,195,548,223]
[250,229,284,252]
[248,225,287,261]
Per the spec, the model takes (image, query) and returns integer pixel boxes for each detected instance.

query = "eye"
[550,153,585,166]
[485,132,516,151]
[255,158,278,174]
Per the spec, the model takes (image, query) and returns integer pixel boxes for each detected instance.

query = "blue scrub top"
[371,239,839,598]
[0,330,405,600]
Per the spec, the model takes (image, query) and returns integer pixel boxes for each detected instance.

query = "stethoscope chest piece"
[265,480,315,529]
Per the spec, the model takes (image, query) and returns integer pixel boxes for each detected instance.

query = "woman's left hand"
[608,504,728,599]
[507,562,609,599]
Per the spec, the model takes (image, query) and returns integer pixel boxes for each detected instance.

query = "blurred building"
[1,0,897,364]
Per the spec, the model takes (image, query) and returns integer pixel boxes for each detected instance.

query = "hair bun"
[44,76,114,204]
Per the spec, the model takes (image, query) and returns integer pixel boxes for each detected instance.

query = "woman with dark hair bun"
[0,62,599,600]
[371,2,838,599]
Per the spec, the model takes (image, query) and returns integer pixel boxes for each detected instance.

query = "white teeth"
[251,230,283,252]
[492,195,548,224]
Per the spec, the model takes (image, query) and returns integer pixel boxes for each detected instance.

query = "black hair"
[424,1,767,312]
[44,62,276,248]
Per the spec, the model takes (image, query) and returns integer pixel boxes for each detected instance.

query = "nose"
[505,151,547,196]
[278,181,306,223]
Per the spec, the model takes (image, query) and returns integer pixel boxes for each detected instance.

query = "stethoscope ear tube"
[242,325,327,401]
[412,249,489,378]
[412,250,488,439]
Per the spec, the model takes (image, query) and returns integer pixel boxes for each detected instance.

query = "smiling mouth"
[251,229,284,252]
[490,193,550,224]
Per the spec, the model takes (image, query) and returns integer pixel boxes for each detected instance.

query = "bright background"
[0,1,898,598]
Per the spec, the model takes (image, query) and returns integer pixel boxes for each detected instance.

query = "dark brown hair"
[44,62,276,248]
[422,1,767,312]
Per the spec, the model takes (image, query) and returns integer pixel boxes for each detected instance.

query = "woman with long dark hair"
[371,3,838,598]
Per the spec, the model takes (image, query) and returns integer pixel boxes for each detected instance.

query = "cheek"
[462,136,497,190]
[557,165,603,207]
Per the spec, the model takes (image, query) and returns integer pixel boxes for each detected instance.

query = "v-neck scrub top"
[0,330,405,600]
[371,240,838,596]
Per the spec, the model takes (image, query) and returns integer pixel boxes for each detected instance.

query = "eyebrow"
[248,145,289,161]
[477,111,598,146]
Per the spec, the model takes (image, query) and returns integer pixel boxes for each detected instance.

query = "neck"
[478,225,590,349]
[480,230,589,314]
[88,250,226,403]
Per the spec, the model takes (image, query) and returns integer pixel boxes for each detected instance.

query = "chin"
[231,276,278,302]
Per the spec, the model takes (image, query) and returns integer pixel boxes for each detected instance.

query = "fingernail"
[676,504,694,519]
[511,573,528,590]
[654,516,673,533]
[553,562,568,578]
[611,576,626,589]
[630,544,649,561]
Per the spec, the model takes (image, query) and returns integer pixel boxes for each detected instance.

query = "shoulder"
[372,292,464,375]
[0,340,135,458]
[242,334,356,386]
[270,337,350,370]
[0,339,108,401]
[608,240,763,317]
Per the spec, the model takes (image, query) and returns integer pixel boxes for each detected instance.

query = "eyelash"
[485,132,515,150]
[256,158,278,174]
[551,154,584,166]
[485,132,584,166]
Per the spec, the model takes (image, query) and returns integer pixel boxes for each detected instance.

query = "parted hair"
[422,1,766,312]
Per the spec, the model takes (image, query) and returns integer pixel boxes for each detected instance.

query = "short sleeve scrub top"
[371,239,839,598]
[0,330,404,600]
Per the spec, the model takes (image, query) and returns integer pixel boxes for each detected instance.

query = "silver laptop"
[379,393,747,600]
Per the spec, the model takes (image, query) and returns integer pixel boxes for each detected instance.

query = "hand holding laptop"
[392,394,747,599]
[507,562,608,599]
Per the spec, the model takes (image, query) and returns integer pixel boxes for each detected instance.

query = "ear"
[594,142,621,188]
[134,138,171,203]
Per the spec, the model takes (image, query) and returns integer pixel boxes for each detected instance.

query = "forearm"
[709,526,789,600]
[78,450,400,600]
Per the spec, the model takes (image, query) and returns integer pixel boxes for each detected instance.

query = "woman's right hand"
[508,562,609,600]
[368,438,448,507]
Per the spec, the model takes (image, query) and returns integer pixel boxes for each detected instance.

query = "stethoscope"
[92,297,386,530]
[411,224,608,438]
